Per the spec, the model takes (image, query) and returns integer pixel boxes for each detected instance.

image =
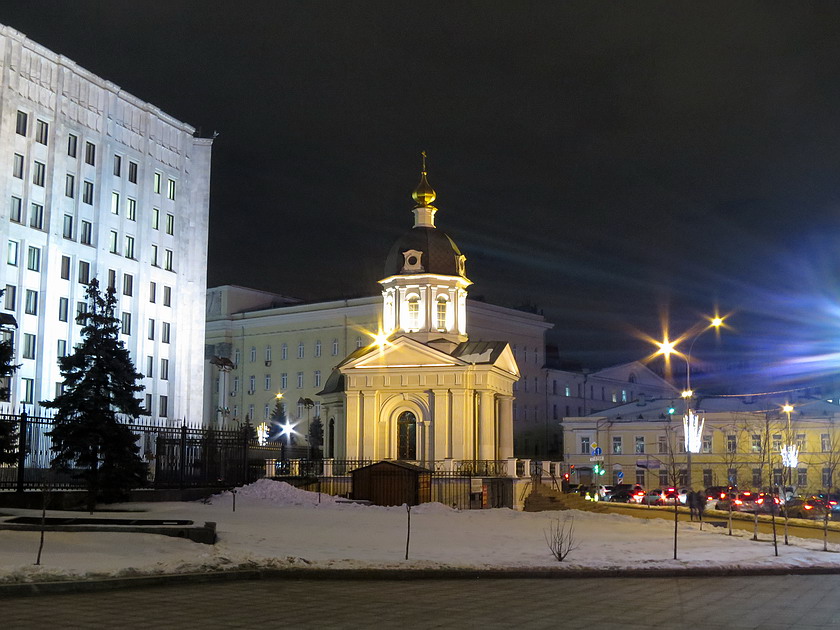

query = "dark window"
[397,411,417,460]
[84,141,96,166]
[15,111,27,135]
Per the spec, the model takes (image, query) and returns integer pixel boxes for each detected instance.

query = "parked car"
[784,497,830,519]
[661,488,682,505]
[717,491,759,512]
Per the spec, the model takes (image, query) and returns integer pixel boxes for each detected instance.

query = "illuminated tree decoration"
[683,410,704,454]
[781,443,799,468]
[256,423,269,446]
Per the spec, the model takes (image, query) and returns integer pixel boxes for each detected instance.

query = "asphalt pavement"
[3,574,840,629]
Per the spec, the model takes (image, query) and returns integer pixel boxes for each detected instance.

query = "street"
[3,574,840,629]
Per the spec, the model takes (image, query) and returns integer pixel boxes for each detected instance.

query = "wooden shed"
[350,460,431,506]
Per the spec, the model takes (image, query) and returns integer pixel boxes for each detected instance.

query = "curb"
[5,564,840,597]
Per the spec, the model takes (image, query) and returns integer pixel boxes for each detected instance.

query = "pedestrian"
[696,490,706,521]
[687,490,699,521]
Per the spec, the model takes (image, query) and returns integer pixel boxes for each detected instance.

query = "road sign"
[617,471,624,480]
[592,447,602,456]
[589,456,604,462]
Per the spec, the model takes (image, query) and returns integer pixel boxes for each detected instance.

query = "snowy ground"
[1,479,840,584]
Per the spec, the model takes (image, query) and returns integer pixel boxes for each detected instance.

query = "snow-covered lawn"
[1,479,839,583]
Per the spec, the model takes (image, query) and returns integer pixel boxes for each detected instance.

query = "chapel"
[319,158,519,466]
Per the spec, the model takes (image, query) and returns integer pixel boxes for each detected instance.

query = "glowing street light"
[781,404,798,468]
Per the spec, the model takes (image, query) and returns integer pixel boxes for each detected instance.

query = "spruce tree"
[43,279,147,509]
[0,294,20,465]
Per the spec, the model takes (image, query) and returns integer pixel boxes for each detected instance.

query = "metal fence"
[0,411,255,491]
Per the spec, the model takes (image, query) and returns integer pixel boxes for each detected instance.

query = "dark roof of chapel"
[383,227,466,278]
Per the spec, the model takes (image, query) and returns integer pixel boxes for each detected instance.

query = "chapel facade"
[319,160,519,466]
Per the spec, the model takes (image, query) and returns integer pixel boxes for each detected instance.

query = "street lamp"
[780,403,798,476]
[298,397,315,459]
[655,316,725,488]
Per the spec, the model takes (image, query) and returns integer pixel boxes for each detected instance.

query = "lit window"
[153,172,161,194]
[436,297,447,331]
[407,296,420,330]
[7,241,18,266]
[126,198,136,221]
[22,378,34,403]
[111,192,120,215]
[164,249,173,271]
[167,178,176,200]
[152,208,160,229]
[57,339,67,357]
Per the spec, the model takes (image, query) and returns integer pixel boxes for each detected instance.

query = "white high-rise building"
[0,25,212,424]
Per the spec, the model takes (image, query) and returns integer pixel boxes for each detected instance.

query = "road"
[3,574,840,629]
[603,502,840,544]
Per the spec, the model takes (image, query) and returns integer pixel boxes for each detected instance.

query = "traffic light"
[570,464,575,472]
[667,407,676,415]
[563,473,570,481]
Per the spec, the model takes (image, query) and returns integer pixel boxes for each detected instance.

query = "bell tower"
[380,154,470,352]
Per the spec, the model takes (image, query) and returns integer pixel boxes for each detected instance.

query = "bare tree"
[544,514,579,562]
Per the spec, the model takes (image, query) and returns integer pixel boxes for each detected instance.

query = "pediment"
[493,344,520,377]
[342,335,465,371]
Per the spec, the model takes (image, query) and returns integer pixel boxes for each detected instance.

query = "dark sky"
[6,2,840,382]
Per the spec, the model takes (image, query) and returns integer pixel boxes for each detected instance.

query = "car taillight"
[804,504,813,510]
[720,493,726,499]
[735,499,742,505]
[830,501,838,506]
[756,498,764,504]
[743,492,752,496]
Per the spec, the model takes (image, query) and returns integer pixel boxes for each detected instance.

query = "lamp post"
[780,403,797,491]
[655,316,724,489]
[298,397,315,459]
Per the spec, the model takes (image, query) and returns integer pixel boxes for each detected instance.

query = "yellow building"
[563,394,840,495]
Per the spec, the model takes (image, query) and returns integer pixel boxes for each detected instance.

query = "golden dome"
[411,151,436,207]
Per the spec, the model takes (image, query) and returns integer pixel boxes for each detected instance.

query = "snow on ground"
[1,479,839,583]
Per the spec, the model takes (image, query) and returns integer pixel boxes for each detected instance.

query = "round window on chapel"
[407,256,418,266]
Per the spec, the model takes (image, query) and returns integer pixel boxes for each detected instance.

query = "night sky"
[5,3,840,384]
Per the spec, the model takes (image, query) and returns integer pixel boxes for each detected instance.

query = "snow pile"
[3,479,840,584]
[214,478,344,506]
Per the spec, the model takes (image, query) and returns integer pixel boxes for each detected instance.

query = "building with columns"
[318,163,518,465]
